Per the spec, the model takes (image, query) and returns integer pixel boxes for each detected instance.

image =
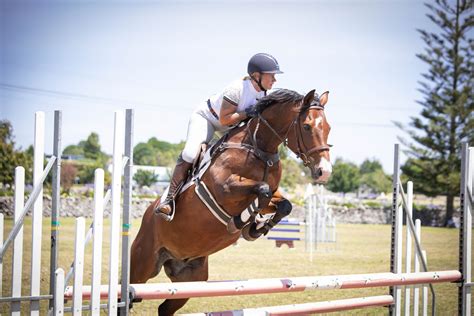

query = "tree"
[61,163,78,194]
[133,137,185,167]
[0,120,32,186]
[279,157,306,190]
[63,144,84,156]
[83,133,103,160]
[358,158,391,194]
[360,169,392,194]
[63,132,106,161]
[326,158,360,196]
[76,161,107,184]
[360,158,384,174]
[395,0,473,226]
[134,169,159,188]
[134,143,157,165]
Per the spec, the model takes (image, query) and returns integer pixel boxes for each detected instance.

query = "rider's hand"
[244,106,258,118]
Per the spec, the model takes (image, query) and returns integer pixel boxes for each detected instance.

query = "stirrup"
[154,199,176,222]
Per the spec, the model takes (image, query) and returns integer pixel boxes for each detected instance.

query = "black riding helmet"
[247,53,283,75]
[247,53,283,93]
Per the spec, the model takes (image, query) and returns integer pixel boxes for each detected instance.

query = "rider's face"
[260,73,276,90]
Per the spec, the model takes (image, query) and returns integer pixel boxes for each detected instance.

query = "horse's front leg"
[222,174,273,233]
[242,190,293,241]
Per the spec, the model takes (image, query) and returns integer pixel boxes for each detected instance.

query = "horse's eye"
[303,124,311,131]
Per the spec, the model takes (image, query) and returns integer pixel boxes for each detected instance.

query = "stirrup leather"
[154,180,184,222]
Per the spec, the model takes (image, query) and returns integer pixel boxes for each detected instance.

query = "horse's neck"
[247,106,295,153]
[223,103,296,153]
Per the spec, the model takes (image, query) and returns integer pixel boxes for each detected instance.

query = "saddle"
[179,134,228,195]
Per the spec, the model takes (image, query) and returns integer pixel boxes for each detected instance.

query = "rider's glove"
[244,106,258,118]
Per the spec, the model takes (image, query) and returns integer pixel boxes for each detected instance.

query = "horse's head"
[286,89,332,183]
[252,88,332,183]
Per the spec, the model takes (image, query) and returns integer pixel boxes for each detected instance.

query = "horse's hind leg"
[158,256,209,316]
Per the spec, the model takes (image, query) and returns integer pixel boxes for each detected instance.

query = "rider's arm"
[219,98,247,126]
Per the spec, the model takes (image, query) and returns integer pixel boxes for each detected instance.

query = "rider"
[155,53,283,221]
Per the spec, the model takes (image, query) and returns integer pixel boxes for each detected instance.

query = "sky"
[1,0,436,173]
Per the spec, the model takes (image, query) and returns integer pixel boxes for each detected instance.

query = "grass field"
[1,217,472,315]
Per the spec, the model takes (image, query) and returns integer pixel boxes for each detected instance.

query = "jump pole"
[90,169,105,315]
[49,110,62,312]
[11,166,25,315]
[460,142,473,315]
[120,108,134,316]
[181,295,394,316]
[64,270,461,301]
[31,111,45,315]
[390,144,402,315]
[413,219,422,316]
[108,110,125,315]
[404,181,413,313]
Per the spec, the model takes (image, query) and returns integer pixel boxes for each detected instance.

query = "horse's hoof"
[241,224,261,241]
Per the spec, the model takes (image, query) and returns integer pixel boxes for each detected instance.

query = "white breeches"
[182,111,219,163]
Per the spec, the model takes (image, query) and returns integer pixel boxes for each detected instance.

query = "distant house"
[104,164,171,195]
[105,164,171,183]
[45,154,85,161]
[62,154,84,161]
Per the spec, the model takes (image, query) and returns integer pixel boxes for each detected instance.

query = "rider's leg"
[155,154,193,218]
[155,111,215,220]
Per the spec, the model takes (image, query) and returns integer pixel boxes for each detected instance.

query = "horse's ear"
[303,89,316,106]
[320,91,329,106]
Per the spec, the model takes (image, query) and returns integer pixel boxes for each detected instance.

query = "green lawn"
[1,217,471,315]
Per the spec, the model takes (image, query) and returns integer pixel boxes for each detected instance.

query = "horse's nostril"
[311,167,323,180]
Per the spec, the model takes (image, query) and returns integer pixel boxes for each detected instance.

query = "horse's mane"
[254,89,303,114]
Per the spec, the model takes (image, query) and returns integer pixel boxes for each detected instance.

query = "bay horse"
[130,88,332,315]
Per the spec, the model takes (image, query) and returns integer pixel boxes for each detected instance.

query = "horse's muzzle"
[312,167,331,183]
[311,158,332,183]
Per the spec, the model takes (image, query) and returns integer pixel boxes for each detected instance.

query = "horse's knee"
[255,183,271,199]
[254,183,271,210]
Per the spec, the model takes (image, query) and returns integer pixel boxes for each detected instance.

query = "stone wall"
[0,196,458,227]
[0,196,154,219]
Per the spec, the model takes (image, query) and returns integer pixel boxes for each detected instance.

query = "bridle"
[292,104,331,168]
[249,100,331,168]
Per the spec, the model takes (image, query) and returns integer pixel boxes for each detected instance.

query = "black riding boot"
[154,155,193,221]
